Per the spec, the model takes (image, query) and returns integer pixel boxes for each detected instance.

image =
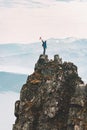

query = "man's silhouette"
[40,37,47,55]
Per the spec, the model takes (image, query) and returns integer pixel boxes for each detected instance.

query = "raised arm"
[39,37,44,43]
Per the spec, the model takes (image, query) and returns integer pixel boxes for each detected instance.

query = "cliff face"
[13,55,87,130]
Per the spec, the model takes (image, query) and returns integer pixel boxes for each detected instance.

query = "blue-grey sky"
[0,0,87,43]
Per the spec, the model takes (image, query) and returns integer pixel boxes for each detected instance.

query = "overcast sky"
[0,0,87,43]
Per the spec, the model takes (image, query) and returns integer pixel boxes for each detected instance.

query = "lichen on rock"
[13,54,87,130]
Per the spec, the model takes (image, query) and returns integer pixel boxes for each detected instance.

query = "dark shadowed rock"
[13,54,87,130]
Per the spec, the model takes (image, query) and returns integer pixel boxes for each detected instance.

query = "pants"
[43,48,46,55]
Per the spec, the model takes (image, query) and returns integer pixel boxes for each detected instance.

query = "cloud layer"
[0,0,87,8]
[0,0,55,8]
[0,92,19,130]
[0,1,87,43]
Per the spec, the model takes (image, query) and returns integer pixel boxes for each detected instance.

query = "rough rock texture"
[13,54,87,130]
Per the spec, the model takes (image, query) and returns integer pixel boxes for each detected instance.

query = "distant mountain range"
[0,38,87,92]
[0,72,27,92]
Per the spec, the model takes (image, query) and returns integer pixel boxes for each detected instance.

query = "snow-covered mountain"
[0,38,87,85]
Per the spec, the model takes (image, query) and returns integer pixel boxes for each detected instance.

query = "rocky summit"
[13,54,87,130]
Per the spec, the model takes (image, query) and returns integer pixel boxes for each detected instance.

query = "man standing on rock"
[40,37,47,55]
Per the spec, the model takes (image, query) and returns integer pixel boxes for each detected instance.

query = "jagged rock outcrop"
[13,54,87,130]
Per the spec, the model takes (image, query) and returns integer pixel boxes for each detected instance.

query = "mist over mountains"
[0,38,87,87]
